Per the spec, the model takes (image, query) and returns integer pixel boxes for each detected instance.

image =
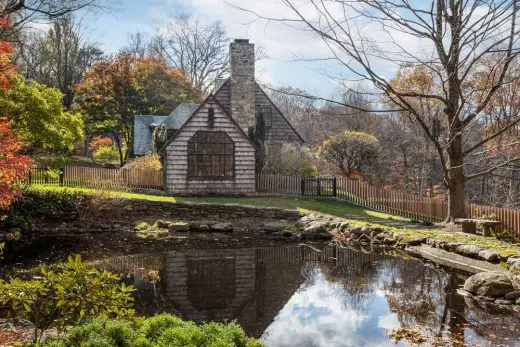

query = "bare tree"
[151,15,229,93]
[237,0,520,220]
[1,0,112,28]
[16,15,103,108]
[121,32,149,58]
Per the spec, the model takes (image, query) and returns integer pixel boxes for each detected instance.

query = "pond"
[96,244,520,347]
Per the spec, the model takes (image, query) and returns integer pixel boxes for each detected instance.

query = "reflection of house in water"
[99,245,382,337]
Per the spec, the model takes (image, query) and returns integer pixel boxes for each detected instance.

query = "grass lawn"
[29,185,520,257]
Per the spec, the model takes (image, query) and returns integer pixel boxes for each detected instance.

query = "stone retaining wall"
[112,199,301,221]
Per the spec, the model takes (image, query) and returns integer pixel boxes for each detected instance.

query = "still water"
[98,245,520,347]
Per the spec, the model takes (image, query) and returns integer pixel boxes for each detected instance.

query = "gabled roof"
[254,82,305,144]
[160,94,255,153]
[134,115,169,155]
[213,78,305,144]
[163,103,199,130]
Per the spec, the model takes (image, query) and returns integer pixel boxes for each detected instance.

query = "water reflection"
[99,245,520,347]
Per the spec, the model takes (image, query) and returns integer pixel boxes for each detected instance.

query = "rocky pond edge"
[297,212,520,308]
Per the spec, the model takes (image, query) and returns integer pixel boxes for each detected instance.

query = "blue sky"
[79,0,345,98]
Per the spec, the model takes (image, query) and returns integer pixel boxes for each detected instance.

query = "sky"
[79,0,351,98]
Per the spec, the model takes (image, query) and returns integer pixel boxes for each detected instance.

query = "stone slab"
[407,244,507,274]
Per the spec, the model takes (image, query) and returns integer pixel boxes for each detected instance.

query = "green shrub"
[0,255,134,342]
[36,314,266,347]
[139,313,185,342]
[8,188,87,221]
[93,145,120,164]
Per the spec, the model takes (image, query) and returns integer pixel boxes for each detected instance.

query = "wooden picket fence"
[257,174,520,237]
[26,166,164,191]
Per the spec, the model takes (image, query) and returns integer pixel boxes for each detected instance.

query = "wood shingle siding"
[164,95,256,195]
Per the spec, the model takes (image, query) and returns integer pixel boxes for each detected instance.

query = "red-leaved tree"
[0,16,31,211]
[0,119,31,210]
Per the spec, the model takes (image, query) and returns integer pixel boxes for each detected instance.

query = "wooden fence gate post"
[301,177,305,196]
[333,177,337,197]
[59,168,65,186]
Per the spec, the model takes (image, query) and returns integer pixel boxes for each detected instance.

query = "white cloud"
[260,270,402,347]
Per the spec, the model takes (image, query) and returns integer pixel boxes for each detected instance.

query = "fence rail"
[256,173,520,237]
[26,166,164,191]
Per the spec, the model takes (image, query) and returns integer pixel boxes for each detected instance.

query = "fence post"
[333,177,337,197]
[300,177,305,196]
[28,170,32,185]
[317,177,321,197]
[59,168,64,186]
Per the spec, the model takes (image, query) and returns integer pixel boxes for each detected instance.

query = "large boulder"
[509,261,520,290]
[463,272,514,297]
[456,244,483,258]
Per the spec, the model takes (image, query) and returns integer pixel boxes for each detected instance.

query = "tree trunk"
[446,129,466,221]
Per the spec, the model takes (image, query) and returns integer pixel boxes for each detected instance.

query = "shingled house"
[135,39,303,194]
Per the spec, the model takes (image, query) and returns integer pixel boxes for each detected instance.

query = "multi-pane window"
[188,131,234,179]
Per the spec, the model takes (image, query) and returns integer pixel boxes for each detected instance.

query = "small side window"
[208,108,215,127]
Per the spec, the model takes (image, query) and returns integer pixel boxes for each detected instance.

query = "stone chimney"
[230,39,255,130]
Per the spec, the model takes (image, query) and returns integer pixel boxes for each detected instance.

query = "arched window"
[188,131,234,179]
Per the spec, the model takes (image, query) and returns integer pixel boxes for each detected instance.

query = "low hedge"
[30,313,265,347]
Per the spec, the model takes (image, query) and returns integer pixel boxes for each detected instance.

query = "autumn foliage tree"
[0,120,31,211]
[76,54,201,166]
[317,131,379,176]
[0,17,31,211]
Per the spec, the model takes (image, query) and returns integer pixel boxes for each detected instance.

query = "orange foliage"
[88,136,113,152]
[0,16,32,211]
[0,119,32,210]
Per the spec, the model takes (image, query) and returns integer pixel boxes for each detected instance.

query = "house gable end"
[254,83,305,144]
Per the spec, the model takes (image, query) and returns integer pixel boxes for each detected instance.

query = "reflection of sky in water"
[262,269,407,347]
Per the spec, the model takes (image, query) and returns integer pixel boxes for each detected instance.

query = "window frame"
[187,130,235,180]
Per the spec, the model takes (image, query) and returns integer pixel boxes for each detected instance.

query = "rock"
[211,223,234,232]
[463,272,514,297]
[495,299,513,305]
[408,238,426,246]
[445,242,461,252]
[478,249,500,262]
[264,225,282,233]
[349,226,364,236]
[476,295,496,302]
[156,220,172,229]
[360,226,373,235]
[456,289,473,298]
[383,238,396,245]
[339,223,350,231]
[303,222,328,234]
[517,297,520,305]
[506,256,520,266]
[504,291,520,300]
[456,244,483,257]
[393,232,404,240]
[189,223,211,232]
[509,261,520,290]
[168,222,190,232]
[300,231,332,240]
[281,230,294,237]
[370,229,384,238]
[358,234,371,243]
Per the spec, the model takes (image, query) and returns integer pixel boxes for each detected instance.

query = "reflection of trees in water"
[318,250,381,311]
[97,246,520,346]
[381,259,520,346]
[381,259,448,328]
